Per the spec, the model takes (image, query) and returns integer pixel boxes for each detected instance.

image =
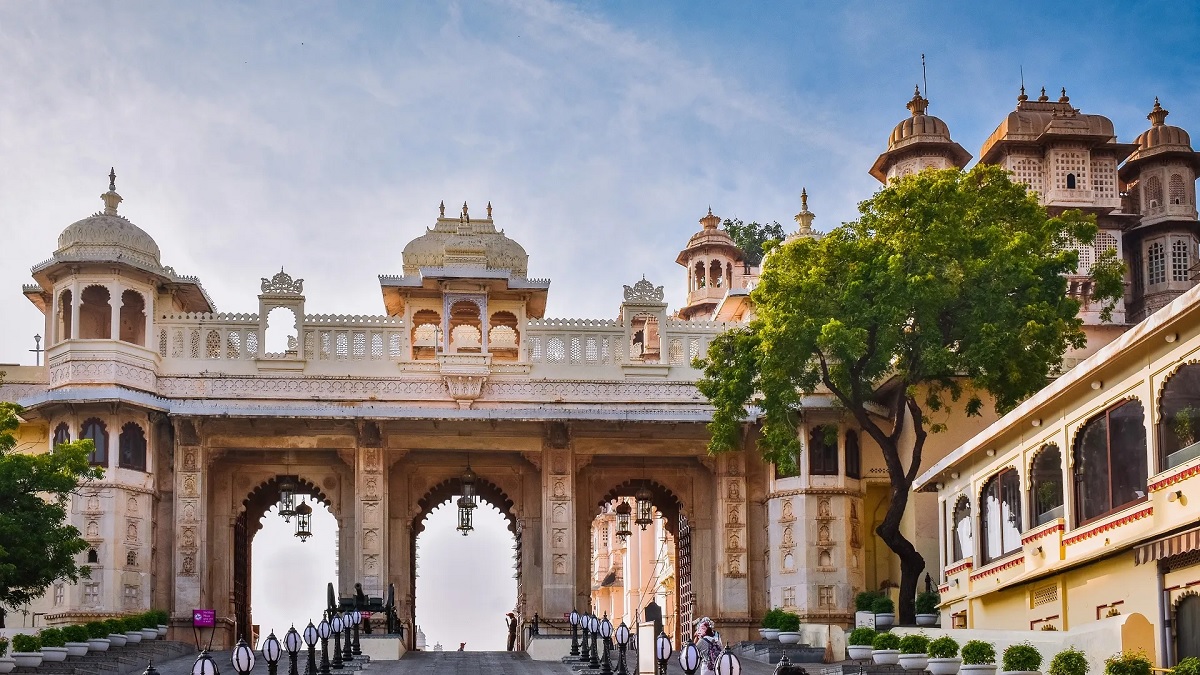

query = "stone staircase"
[735,640,828,666]
[13,641,196,675]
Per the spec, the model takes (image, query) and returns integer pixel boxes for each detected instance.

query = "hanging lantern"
[456,495,476,535]
[634,485,654,530]
[614,500,632,541]
[277,477,297,522]
[461,464,478,505]
[294,500,313,542]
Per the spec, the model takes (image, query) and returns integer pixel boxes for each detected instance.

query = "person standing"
[505,612,518,651]
[694,617,722,674]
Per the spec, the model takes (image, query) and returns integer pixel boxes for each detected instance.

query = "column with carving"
[172,419,207,626]
[542,423,575,616]
[355,423,388,601]
[715,453,750,639]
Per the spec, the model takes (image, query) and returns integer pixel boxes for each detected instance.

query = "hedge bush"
[11,634,42,653]
[928,636,960,659]
[915,591,940,615]
[848,628,876,646]
[777,612,801,632]
[0,637,8,657]
[899,634,930,655]
[855,591,882,612]
[62,625,89,643]
[1002,643,1043,672]
[38,628,66,648]
[761,608,786,629]
[85,621,109,639]
[871,596,895,614]
[1104,652,1151,675]
[961,640,996,665]
[1049,648,1089,675]
[1172,657,1200,675]
[872,633,901,651]
[103,619,124,635]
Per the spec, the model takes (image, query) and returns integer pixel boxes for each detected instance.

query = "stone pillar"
[715,454,751,639]
[70,280,80,339]
[543,426,576,615]
[355,443,387,597]
[109,284,121,340]
[144,294,154,348]
[172,420,207,624]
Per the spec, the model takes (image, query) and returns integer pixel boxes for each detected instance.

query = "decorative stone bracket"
[439,353,491,408]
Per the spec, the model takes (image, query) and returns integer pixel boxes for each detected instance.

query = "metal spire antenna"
[921,53,928,103]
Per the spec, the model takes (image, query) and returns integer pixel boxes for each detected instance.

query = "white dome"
[401,204,528,276]
[57,213,162,268]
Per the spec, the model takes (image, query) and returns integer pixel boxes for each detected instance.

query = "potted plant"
[105,618,128,646]
[856,591,881,626]
[872,595,896,629]
[1104,652,1151,675]
[915,591,941,626]
[0,636,14,675]
[928,635,963,675]
[39,627,69,662]
[138,613,159,641]
[847,628,877,660]
[961,640,997,675]
[872,632,901,665]
[1002,643,1043,675]
[62,624,91,657]
[1172,658,1200,675]
[151,610,170,637]
[123,615,144,643]
[760,608,784,641]
[11,634,44,668]
[777,612,802,645]
[1048,647,1089,675]
[898,633,931,671]
[86,621,112,651]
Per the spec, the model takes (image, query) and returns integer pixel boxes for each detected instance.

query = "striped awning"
[1134,525,1200,565]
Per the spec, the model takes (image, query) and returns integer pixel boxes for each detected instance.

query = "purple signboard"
[193,609,216,627]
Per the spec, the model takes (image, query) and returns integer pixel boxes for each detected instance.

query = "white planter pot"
[928,657,963,675]
[108,633,128,647]
[140,629,158,640]
[761,629,781,641]
[88,638,111,652]
[848,645,875,660]
[874,649,901,665]
[66,642,91,657]
[961,665,998,675]
[875,613,895,629]
[778,632,802,645]
[899,654,930,671]
[124,631,143,644]
[11,652,44,668]
[916,614,939,626]
[41,647,69,662]
[0,656,15,674]
[157,625,169,637]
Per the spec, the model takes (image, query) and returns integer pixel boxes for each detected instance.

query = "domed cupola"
[869,86,972,184]
[401,201,529,277]
[1122,98,1200,176]
[675,208,747,321]
[53,169,163,271]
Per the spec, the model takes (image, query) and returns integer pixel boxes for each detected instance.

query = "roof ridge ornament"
[261,266,304,295]
[794,188,815,235]
[699,207,720,230]
[1148,97,1169,127]
[906,84,928,117]
[1038,86,1048,102]
[439,200,445,218]
[623,275,664,303]
[101,167,123,216]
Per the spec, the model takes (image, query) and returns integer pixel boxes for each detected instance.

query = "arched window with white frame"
[980,468,1022,563]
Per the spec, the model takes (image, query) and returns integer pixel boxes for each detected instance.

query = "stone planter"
[874,613,895,629]
[927,658,963,675]
[66,642,91,657]
[916,613,939,626]
[140,629,159,641]
[41,647,69,662]
[961,665,998,675]
[899,654,930,671]
[124,631,143,644]
[778,632,802,645]
[108,633,128,647]
[87,638,111,652]
[873,649,901,665]
[11,652,44,668]
[0,656,15,674]
[157,625,169,637]
[761,629,781,641]
[848,646,875,660]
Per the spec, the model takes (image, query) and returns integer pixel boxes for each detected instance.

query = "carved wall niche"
[552,479,567,499]
[86,495,100,512]
[552,503,567,523]
[552,529,566,548]
[781,499,795,522]
[782,549,796,572]
[364,528,379,552]
[87,520,100,537]
[553,554,567,575]
[782,525,795,547]
[818,523,831,544]
[818,548,833,569]
[817,498,831,518]
[181,555,196,576]
[127,496,138,511]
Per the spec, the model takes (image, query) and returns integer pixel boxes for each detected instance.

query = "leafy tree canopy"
[722,218,785,266]
[0,399,103,624]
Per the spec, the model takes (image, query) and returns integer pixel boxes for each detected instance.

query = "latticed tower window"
[1173,239,1191,281]
[1149,241,1167,285]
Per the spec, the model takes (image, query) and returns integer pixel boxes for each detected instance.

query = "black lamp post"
[262,631,282,675]
[588,614,600,669]
[614,622,630,675]
[679,638,700,675]
[192,651,219,675]
[144,661,160,675]
[599,614,613,675]
[349,610,362,656]
[231,639,255,675]
[568,609,580,658]
[579,613,591,661]
[317,617,332,675]
[302,622,318,675]
[338,612,353,664]
[716,646,742,675]
[284,626,301,675]
[655,631,672,675]
[329,613,344,669]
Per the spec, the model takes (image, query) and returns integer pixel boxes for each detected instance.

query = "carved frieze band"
[176,445,202,578]
[359,446,384,592]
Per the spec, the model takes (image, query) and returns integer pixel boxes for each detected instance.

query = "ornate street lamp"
[655,631,673,675]
[231,639,255,675]
[143,662,160,675]
[349,610,362,656]
[634,485,654,530]
[262,631,282,675]
[277,477,297,522]
[614,622,631,675]
[568,609,580,658]
[579,613,591,662]
[599,614,613,675]
[192,650,219,675]
[460,462,478,505]
[679,637,701,675]
[284,626,302,675]
[294,500,313,542]
[329,613,344,670]
[317,618,332,675]
[456,495,476,535]
[302,621,318,675]
[614,500,632,541]
[588,614,600,669]
[716,646,741,675]
[338,611,353,664]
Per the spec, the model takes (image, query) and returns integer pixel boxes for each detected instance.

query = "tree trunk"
[875,455,925,626]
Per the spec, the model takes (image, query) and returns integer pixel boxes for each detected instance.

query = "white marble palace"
[1,87,1198,650]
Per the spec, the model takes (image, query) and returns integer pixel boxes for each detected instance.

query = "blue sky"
[2,0,1199,646]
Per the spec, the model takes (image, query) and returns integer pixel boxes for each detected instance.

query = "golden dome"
[1134,98,1192,152]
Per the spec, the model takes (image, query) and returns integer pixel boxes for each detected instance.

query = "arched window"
[844,430,861,479]
[808,425,838,476]
[81,418,108,467]
[951,496,972,562]
[1146,175,1164,209]
[1158,364,1200,470]
[87,549,98,564]
[1030,445,1064,525]
[1066,173,1077,190]
[694,262,706,288]
[1173,239,1191,282]
[58,289,73,343]
[53,423,71,448]
[1170,174,1186,205]
[1149,241,1167,285]
[448,300,482,354]
[710,260,723,288]
[980,468,1022,563]
[1073,399,1148,525]
[410,309,441,360]
[118,422,147,472]
[118,290,146,345]
[126,550,137,567]
[79,285,112,339]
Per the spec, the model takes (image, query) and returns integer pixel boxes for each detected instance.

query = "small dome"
[1135,98,1192,152]
[400,201,529,277]
[54,171,162,270]
[888,87,953,149]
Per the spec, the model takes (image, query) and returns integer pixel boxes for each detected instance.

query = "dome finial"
[700,207,720,230]
[1018,84,1027,104]
[1148,97,1168,127]
[1059,87,1069,103]
[1038,87,1048,102]
[101,167,123,216]
[462,201,469,221]
[906,85,928,116]
[794,188,815,235]
[439,200,445,218]
[486,201,493,219]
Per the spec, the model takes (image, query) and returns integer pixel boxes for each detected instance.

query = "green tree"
[722,218,785,266]
[0,399,103,627]
[697,165,1123,623]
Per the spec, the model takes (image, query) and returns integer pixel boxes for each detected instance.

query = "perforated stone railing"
[157,313,262,361]
[523,318,731,369]
[301,315,406,362]
[155,313,408,362]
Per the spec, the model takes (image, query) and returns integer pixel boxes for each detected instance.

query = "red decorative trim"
[1149,463,1200,493]
[938,584,951,594]
[970,554,1025,581]
[1063,507,1154,546]
[944,560,974,576]
[1022,522,1065,545]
